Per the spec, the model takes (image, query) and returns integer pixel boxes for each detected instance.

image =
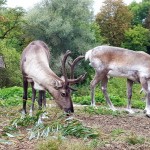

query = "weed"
[37,137,92,150]
[111,128,125,137]
[36,137,62,150]
[126,133,145,145]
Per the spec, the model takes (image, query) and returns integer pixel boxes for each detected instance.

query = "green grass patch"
[83,106,126,116]
[126,133,145,145]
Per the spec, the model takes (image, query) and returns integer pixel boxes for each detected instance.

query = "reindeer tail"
[85,49,92,62]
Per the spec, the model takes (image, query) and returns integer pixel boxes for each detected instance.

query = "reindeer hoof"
[125,108,134,114]
[91,103,96,107]
[146,113,150,117]
[143,109,147,114]
[110,107,117,111]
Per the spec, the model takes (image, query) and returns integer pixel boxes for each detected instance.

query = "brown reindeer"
[85,45,150,117]
[21,40,86,116]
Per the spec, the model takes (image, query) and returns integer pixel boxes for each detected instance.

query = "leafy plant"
[28,115,99,140]
[62,117,98,139]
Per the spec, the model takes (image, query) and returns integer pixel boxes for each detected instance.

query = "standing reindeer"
[85,45,150,117]
[21,40,86,116]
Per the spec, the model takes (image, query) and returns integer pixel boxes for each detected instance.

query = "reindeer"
[21,40,86,117]
[85,45,150,117]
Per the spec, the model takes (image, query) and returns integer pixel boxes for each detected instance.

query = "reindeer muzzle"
[64,107,74,114]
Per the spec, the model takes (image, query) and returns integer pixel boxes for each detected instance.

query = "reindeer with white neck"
[21,40,86,118]
[85,45,150,117]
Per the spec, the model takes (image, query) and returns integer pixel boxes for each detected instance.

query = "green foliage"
[0,0,6,6]
[28,115,99,140]
[3,111,98,140]
[132,100,145,110]
[4,115,38,132]
[0,41,22,87]
[129,0,150,26]
[0,86,24,99]
[25,0,96,57]
[96,0,133,46]
[62,117,98,139]
[0,86,51,106]
[121,25,150,51]
[0,86,31,106]
[0,6,26,52]
[90,22,105,44]
[73,77,144,110]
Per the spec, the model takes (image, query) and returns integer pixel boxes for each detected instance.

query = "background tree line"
[0,0,150,87]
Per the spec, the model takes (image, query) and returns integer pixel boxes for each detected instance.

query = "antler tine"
[68,56,85,79]
[61,50,71,84]
[68,72,87,84]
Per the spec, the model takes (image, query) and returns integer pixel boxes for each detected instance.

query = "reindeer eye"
[61,92,66,97]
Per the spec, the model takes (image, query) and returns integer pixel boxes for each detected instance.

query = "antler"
[68,55,86,84]
[61,51,86,87]
[67,73,87,84]
[61,50,71,85]
[68,56,85,79]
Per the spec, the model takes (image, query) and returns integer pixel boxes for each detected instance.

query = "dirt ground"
[75,107,150,150]
[1,106,150,150]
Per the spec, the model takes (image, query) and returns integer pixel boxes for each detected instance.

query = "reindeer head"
[51,50,86,114]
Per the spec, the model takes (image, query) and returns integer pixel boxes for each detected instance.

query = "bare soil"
[1,105,150,150]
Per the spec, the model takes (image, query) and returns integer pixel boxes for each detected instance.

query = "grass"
[36,137,92,150]
[83,106,125,116]
[0,77,145,109]
[126,133,145,145]
[73,77,145,109]
[2,107,99,140]
[0,78,149,149]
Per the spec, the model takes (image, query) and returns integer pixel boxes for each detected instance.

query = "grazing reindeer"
[85,45,150,117]
[21,40,86,116]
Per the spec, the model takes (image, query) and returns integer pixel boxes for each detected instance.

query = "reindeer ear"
[60,76,65,81]
[51,80,63,90]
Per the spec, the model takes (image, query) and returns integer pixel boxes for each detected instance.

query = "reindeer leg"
[38,91,43,110]
[90,73,101,106]
[140,78,150,117]
[41,91,48,119]
[37,91,43,124]
[22,77,28,115]
[126,79,134,114]
[101,76,117,111]
[29,82,36,116]
[42,91,46,108]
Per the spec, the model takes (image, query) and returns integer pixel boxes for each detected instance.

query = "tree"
[96,0,133,46]
[0,2,26,52]
[24,0,95,57]
[144,10,150,29]
[129,0,150,27]
[0,40,21,87]
[121,25,150,52]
